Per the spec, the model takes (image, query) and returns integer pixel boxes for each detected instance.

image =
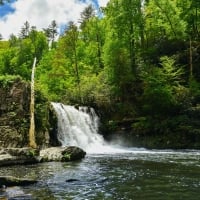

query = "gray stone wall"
[0,77,30,147]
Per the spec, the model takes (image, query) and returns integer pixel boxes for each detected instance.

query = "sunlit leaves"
[141,56,185,115]
[145,0,187,40]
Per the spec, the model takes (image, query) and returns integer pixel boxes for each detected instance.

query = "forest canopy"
[0,0,200,122]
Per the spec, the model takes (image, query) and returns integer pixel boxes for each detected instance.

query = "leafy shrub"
[0,75,22,88]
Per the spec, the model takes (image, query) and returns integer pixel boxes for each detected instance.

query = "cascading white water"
[51,102,108,153]
[51,102,136,154]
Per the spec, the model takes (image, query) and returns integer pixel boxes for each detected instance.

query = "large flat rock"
[0,147,39,167]
[0,146,86,166]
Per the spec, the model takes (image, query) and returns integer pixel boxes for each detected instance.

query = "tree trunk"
[29,57,37,148]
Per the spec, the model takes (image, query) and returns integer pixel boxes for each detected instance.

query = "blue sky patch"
[0,0,16,18]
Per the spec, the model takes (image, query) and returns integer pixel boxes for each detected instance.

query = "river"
[1,103,200,199]
[0,148,200,199]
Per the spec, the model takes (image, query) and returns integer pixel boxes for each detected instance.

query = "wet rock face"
[0,78,30,148]
[48,105,61,147]
[0,77,51,148]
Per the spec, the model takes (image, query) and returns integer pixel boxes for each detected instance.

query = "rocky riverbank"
[0,146,86,199]
[0,146,86,167]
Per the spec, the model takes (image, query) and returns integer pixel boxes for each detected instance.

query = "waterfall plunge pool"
[0,149,200,199]
[1,104,199,199]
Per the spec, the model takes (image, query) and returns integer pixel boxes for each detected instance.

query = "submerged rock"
[66,179,79,182]
[0,176,37,187]
[40,146,86,162]
[0,186,33,200]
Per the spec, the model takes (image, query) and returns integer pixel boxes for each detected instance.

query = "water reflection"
[0,149,200,199]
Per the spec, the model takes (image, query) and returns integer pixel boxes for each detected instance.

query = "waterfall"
[51,102,107,153]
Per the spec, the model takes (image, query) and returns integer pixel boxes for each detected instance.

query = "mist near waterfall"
[51,102,133,154]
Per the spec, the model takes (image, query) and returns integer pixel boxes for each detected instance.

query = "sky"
[0,0,109,40]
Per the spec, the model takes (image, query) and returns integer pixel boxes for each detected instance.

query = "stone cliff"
[0,76,51,148]
[0,76,30,147]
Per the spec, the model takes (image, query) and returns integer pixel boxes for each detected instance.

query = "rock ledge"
[0,147,39,167]
[0,146,86,167]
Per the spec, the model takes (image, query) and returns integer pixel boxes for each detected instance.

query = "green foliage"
[182,0,200,39]
[103,34,133,100]
[80,16,105,73]
[1,1,198,110]
[36,49,74,101]
[141,56,186,115]
[107,120,118,132]
[145,0,187,40]
[189,77,200,104]
[132,116,153,135]
[0,41,9,49]
[0,30,48,80]
[43,20,58,48]
[78,71,111,105]
[0,0,200,142]
[62,153,71,161]
[102,0,146,101]
[26,149,36,157]
[0,75,22,88]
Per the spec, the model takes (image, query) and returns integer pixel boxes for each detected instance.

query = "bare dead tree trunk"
[29,57,37,148]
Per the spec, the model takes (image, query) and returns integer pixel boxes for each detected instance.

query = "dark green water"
[0,149,200,199]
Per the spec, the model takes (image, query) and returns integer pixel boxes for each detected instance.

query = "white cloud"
[98,0,109,7]
[0,0,102,40]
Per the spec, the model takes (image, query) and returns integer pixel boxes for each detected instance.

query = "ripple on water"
[0,149,200,199]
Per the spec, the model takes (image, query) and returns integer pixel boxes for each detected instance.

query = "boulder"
[61,146,86,161]
[0,147,40,167]
[40,146,86,162]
